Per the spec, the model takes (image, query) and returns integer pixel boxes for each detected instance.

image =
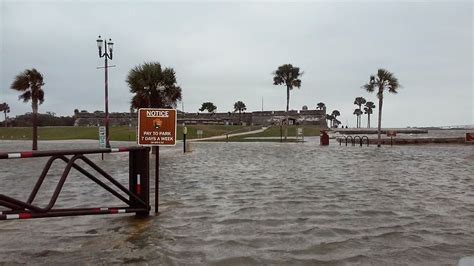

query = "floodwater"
[0,138,473,265]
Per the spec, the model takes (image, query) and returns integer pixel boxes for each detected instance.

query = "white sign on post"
[297,127,304,142]
[99,126,106,148]
[197,130,203,138]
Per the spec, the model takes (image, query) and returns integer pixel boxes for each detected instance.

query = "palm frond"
[273,64,302,89]
[126,62,181,109]
[11,71,31,91]
[19,91,32,102]
[292,78,302,88]
[36,89,45,104]
[273,76,284,85]
[233,101,246,112]
[362,83,374,93]
[365,101,376,109]
[11,68,45,106]
[353,109,363,115]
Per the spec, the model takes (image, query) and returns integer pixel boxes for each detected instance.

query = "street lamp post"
[96,36,114,148]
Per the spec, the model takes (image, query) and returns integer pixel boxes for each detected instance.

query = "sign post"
[297,127,304,142]
[99,126,106,160]
[197,130,203,139]
[138,108,177,213]
[99,126,106,148]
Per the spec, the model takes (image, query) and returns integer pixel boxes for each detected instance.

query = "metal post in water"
[183,126,187,153]
[155,146,159,213]
[129,148,150,217]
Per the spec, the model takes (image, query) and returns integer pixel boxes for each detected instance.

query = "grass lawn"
[0,125,253,141]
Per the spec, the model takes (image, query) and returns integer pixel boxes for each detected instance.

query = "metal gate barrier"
[0,147,150,220]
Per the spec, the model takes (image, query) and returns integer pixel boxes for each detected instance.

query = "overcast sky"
[1,0,472,127]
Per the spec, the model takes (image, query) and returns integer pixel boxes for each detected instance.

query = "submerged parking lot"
[0,139,473,264]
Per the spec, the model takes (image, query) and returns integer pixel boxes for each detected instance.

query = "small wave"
[357,209,398,216]
[209,256,262,266]
[291,238,364,255]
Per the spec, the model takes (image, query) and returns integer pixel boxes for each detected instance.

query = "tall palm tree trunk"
[4,112,7,127]
[367,113,370,128]
[377,96,383,147]
[285,85,289,141]
[32,100,38,150]
[239,110,242,124]
[358,105,362,128]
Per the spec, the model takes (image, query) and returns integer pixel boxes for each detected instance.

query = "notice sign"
[138,108,177,146]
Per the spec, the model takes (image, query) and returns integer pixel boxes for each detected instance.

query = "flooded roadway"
[0,139,473,264]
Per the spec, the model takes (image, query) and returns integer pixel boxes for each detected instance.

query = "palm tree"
[364,101,376,128]
[353,109,362,128]
[353,97,366,128]
[273,64,302,141]
[316,102,325,110]
[126,62,182,110]
[233,101,246,124]
[199,102,217,113]
[11,68,45,150]
[325,114,334,128]
[0,103,10,127]
[362,69,401,147]
[331,110,340,128]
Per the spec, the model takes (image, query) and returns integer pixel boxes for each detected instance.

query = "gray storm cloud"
[1,1,472,127]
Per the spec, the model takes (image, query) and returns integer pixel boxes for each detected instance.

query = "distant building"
[74,108,327,127]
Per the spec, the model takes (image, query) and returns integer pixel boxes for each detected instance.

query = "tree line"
[270,64,400,147]
[3,61,399,149]
[3,113,75,127]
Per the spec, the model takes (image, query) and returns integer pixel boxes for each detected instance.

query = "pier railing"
[0,147,150,220]
[338,135,369,146]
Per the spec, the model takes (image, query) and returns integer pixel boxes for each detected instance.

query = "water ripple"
[0,139,473,264]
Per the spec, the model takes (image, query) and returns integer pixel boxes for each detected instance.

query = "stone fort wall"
[74,109,327,127]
